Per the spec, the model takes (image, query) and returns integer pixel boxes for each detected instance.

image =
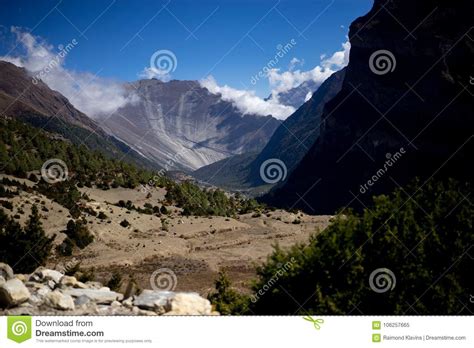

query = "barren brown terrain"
[0,174,331,296]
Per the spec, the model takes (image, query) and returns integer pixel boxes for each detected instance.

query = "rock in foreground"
[0,264,217,316]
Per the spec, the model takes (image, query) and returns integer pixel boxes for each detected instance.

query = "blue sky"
[0,0,372,97]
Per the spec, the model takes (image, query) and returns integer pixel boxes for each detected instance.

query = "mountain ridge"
[97,78,280,171]
[264,0,474,213]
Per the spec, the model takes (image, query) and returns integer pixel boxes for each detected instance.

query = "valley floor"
[0,174,331,296]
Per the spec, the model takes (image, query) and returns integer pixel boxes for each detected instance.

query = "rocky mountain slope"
[0,61,158,170]
[97,79,280,171]
[193,69,346,189]
[265,0,474,213]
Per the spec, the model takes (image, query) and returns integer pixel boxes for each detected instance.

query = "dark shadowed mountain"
[192,151,257,190]
[193,69,346,189]
[248,69,346,186]
[0,61,159,170]
[264,0,474,214]
[96,79,280,172]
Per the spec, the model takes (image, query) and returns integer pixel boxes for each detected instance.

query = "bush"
[160,205,168,215]
[249,179,473,315]
[64,219,94,249]
[120,219,130,228]
[57,237,74,256]
[207,271,249,315]
[0,200,13,210]
[98,211,108,220]
[107,272,123,291]
[0,205,55,273]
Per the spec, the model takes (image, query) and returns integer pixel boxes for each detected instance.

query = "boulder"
[165,293,212,315]
[133,290,174,311]
[59,276,78,287]
[63,288,123,304]
[74,295,92,307]
[31,268,63,284]
[45,290,75,310]
[0,263,14,280]
[0,278,31,307]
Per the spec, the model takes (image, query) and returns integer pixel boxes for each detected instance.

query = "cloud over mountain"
[0,27,136,117]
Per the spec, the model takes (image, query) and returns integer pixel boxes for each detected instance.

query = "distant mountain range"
[264,0,474,213]
[96,79,280,171]
[0,61,158,170]
[193,68,346,190]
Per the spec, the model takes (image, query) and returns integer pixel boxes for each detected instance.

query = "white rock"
[133,290,174,311]
[38,269,63,283]
[73,281,88,289]
[0,263,14,280]
[63,288,123,304]
[165,293,212,315]
[0,278,31,307]
[59,276,78,287]
[85,281,103,289]
[47,280,56,289]
[45,290,75,310]
[111,300,122,308]
[122,297,133,308]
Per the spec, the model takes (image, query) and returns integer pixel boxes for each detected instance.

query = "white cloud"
[199,41,350,120]
[288,57,304,71]
[0,27,136,117]
[200,76,295,120]
[268,41,350,98]
[139,67,171,81]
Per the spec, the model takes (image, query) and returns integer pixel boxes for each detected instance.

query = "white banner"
[0,316,472,347]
